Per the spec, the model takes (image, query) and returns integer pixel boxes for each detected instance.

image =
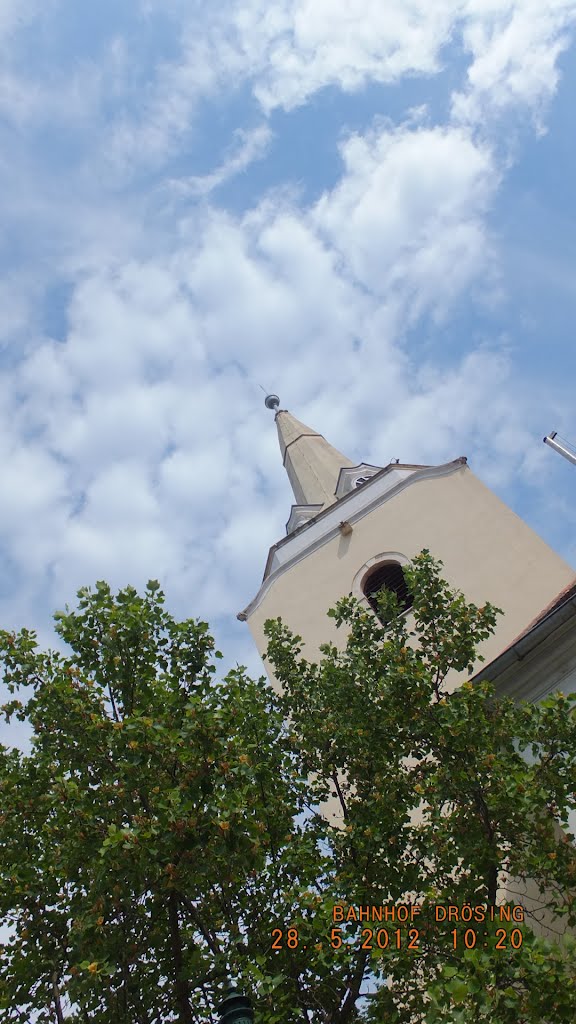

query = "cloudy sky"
[1,0,576,708]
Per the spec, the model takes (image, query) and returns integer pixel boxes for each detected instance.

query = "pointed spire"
[264,396,354,507]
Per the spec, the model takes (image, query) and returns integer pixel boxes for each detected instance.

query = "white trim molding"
[237,458,467,621]
[351,551,411,602]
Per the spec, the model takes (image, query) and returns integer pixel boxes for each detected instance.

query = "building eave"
[471,578,576,697]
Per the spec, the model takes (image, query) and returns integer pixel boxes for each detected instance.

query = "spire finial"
[264,394,280,413]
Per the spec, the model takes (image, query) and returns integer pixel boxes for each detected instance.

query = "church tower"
[238,396,576,679]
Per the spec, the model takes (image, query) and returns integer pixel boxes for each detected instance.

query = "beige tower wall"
[246,463,575,676]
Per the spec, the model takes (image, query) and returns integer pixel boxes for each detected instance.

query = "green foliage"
[0,582,325,1022]
[0,553,575,1022]
[264,551,576,1022]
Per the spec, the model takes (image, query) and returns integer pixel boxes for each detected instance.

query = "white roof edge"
[237,457,467,621]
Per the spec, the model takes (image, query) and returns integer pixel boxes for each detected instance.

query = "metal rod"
[543,431,576,467]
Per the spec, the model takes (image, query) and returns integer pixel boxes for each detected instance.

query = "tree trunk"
[168,892,194,1024]
[51,973,65,1024]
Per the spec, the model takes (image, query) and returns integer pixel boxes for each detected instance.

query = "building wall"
[485,605,576,939]
[247,463,575,679]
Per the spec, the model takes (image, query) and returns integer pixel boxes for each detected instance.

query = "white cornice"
[237,458,467,620]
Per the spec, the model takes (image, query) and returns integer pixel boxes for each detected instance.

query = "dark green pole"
[218,983,254,1024]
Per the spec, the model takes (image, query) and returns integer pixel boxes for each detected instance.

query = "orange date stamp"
[271,903,525,954]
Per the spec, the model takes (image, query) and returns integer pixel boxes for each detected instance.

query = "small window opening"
[362,562,413,620]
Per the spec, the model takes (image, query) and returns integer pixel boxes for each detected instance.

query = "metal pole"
[543,431,576,467]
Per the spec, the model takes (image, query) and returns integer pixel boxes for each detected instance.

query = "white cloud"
[174,207,371,420]
[242,0,456,112]
[102,26,249,177]
[175,0,576,127]
[170,124,272,198]
[54,0,573,187]
[0,0,45,42]
[0,443,70,573]
[1,0,572,189]
[63,263,203,390]
[160,441,234,513]
[0,0,575,761]
[453,0,576,127]
[313,122,498,317]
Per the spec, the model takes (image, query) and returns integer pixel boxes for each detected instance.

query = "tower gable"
[335,463,384,499]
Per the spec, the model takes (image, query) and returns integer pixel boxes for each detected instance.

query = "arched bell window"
[362,562,413,621]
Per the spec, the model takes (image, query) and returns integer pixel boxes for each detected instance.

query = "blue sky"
[1,0,576,728]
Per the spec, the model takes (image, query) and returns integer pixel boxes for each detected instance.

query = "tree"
[0,553,575,1022]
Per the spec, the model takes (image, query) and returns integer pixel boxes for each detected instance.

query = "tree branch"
[332,771,348,821]
[51,973,65,1024]
[335,951,370,1024]
[178,893,223,958]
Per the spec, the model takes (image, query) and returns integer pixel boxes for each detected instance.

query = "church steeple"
[265,395,354,508]
[240,397,575,697]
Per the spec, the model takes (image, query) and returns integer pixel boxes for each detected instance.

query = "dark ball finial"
[264,394,280,412]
